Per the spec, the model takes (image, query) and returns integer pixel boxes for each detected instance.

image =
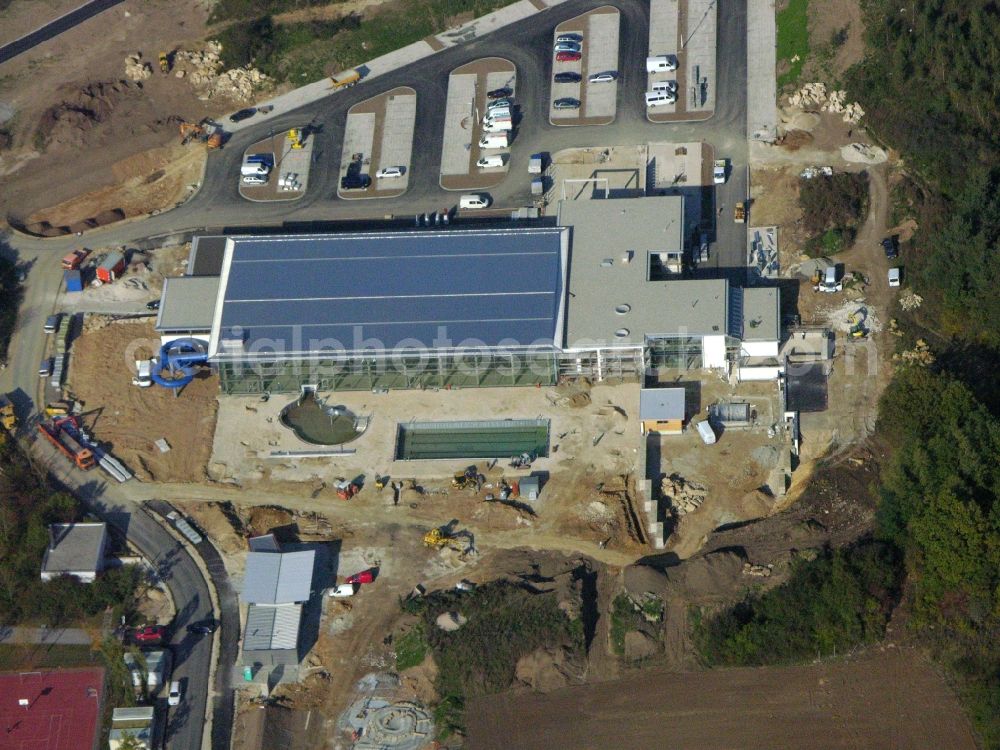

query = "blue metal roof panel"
[217,228,565,353]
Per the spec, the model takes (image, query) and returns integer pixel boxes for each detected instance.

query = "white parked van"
[168,680,182,707]
[645,91,676,108]
[482,119,513,133]
[476,155,505,169]
[132,359,152,388]
[697,421,717,445]
[479,133,510,149]
[651,80,677,93]
[459,194,491,209]
[483,107,511,122]
[240,163,270,177]
[646,55,677,73]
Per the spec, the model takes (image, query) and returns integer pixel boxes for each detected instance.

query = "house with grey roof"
[40,522,107,584]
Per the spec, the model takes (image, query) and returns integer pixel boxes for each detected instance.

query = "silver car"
[554,41,581,53]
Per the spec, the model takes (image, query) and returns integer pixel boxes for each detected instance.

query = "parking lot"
[337,87,417,200]
[440,57,516,191]
[238,130,314,202]
[549,6,620,126]
[647,0,717,122]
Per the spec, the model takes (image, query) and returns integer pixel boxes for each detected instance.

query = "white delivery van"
[460,194,491,209]
[645,91,675,108]
[132,359,152,388]
[646,55,677,72]
[482,119,513,133]
[483,107,511,122]
[476,155,505,169]
[479,133,510,149]
[240,162,270,176]
[697,420,717,445]
[651,80,677,93]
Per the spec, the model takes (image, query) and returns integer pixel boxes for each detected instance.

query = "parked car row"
[645,55,679,109]
[550,30,620,114]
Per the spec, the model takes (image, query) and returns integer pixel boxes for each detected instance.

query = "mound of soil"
[38,81,164,151]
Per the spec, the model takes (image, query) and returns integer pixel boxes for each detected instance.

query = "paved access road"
[0,0,124,65]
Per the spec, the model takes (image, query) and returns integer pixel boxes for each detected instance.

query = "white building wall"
[702,335,727,369]
[738,366,782,381]
[741,340,779,357]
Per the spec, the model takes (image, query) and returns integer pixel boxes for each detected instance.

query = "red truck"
[38,417,95,470]
[61,249,90,271]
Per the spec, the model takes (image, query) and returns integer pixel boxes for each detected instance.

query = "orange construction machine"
[38,416,95,470]
[179,120,223,149]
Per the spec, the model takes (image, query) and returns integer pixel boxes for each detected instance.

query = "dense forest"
[699,1,1000,745]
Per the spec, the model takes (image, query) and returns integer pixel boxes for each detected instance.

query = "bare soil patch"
[0,1,223,221]
[467,648,977,750]
[65,318,218,482]
[804,0,865,82]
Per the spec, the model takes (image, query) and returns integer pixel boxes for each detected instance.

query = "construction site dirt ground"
[64,319,218,482]
[0,0,228,224]
[466,647,978,750]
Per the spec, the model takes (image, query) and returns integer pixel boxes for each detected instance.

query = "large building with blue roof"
[208,226,572,393]
[158,196,782,394]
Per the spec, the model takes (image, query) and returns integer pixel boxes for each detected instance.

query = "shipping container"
[64,270,83,292]
[96,252,125,283]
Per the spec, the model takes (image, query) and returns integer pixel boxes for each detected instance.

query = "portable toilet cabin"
[520,475,541,501]
[96,252,126,283]
[64,270,83,292]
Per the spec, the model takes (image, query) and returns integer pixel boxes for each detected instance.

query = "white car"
[329,583,356,598]
[555,33,582,44]
[888,267,901,287]
[168,680,182,707]
[375,166,404,179]
[588,72,617,83]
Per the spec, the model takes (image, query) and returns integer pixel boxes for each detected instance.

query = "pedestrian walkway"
[225,0,571,134]
[746,0,778,142]
[0,626,92,645]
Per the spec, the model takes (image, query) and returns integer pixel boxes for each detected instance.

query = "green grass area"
[394,624,429,671]
[0,643,97,671]
[776,0,810,88]
[609,593,638,655]
[215,0,521,84]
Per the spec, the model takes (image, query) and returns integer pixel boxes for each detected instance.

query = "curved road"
[0,1,750,747]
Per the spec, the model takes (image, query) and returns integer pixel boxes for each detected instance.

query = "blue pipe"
[150,338,208,389]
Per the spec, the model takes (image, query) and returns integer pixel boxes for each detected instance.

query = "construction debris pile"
[894,338,935,367]
[742,562,773,577]
[898,290,923,311]
[748,226,779,278]
[661,474,706,516]
[124,53,153,81]
[172,42,271,102]
[787,82,865,123]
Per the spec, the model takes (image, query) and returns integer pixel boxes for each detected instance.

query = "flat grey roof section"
[211,227,569,358]
[559,197,729,346]
[640,388,685,420]
[243,603,302,651]
[242,550,315,604]
[742,287,780,341]
[156,276,221,332]
[41,523,106,574]
[188,235,228,276]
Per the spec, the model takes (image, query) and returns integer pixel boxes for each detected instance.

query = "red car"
[555,51,581,62]
[345,569,375,585]
[132,625,167,645]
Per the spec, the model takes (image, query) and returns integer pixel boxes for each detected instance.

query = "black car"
[146,300,161,311]
[881,235,899,259]
[554,71,582,83]
[341,174,371,190]
[553,97,581,109]
[228,108,257,123]
[186,620,218,635]
[487,86,513,99]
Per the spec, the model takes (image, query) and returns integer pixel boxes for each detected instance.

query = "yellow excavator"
[423,527,470,554]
